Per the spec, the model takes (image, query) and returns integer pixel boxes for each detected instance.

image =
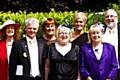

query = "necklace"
[6,40,13,46]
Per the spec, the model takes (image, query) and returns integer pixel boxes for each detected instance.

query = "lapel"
[87,44,98,61]
[21,38,30,60]
[118,25,120,63]
[87,43,107,61]
[37,39,43,64]
[99,43,107,61]
[118,25,120,51]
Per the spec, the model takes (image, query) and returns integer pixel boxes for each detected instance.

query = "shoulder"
[0,40,6,47]
[103,42,114,46]
[0,40,6,44]
[12,38,26,46]
[81,43,91,47]
[103,42,115,49]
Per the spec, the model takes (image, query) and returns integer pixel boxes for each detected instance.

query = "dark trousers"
[115,69,120,80]
[30,76,41,80]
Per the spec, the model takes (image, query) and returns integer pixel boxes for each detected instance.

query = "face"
[104,10,118,29]
[44,24,56,36]
[90,29,102,43]
[6,25,15,37]
[57,29,71,45]
[74,18,85,31]
[25,25,39,39]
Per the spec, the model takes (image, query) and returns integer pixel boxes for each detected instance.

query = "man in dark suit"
[102,9,120,80]
[9,17,46,80]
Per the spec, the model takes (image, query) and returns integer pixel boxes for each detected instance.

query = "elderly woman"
[80,23,118,80]
[45,24,80,80]
[0,20,20,80]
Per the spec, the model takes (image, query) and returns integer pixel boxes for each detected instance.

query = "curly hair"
[0,27,21,40]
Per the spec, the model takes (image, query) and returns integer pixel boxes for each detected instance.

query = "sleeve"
[108,45,118,79]
[79,45,90,79]
[9,41,19,80]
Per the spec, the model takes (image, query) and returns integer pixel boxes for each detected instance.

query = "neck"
[92,41,102,48]
[74,30,82,35]
[6,36,14,42]
[57,42,69,46]
[43,34,56,41]
[71,30,83,42]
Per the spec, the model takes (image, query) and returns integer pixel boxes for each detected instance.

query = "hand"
[87,76,93,80]
[106,78,111,80]
[76,78,81,80]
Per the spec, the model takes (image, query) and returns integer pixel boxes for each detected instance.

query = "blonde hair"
[74,12,87,23]
[56,24,72,39]
[88,22,104,43]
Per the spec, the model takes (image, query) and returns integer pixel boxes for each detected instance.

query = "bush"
[0,3,119,37]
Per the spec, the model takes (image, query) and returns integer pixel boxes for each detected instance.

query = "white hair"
[25,17,39,28]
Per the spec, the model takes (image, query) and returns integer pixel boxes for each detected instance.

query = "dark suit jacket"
[9,37,46,80]
[80,43,118,80]
[118,25,120,66]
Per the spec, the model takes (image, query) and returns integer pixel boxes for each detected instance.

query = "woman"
[71,12,88,46]
[41,18,58,80]
[80,23,118,80]
[41,18,58,45]
[0,20,20,80]
[45,24,80,80]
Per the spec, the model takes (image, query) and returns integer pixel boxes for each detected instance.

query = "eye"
[33,28,37,30]
[76,20,83,23]
[106,15,116,18]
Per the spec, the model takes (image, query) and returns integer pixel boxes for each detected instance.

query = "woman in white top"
[0,20,20,80]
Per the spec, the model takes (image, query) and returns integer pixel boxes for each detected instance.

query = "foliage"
[0,3,119,37]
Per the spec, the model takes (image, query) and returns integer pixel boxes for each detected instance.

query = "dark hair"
[42,18,58,32]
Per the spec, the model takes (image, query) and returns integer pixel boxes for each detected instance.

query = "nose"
[49,26,53,29]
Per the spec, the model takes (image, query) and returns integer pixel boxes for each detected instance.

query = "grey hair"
[25,17,39,28]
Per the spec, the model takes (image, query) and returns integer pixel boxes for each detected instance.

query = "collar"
[106,25,117,31]
[26,35,37,43]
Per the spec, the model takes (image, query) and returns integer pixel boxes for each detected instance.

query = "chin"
[77,27,83,31]
[47,33,54,36]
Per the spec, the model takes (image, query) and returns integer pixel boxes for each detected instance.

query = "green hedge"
[0,3,119,37]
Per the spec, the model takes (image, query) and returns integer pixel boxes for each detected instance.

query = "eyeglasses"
[75,20,84,23]
[58,32,69,35]
[105,15,117,18]
[26,27,38,30]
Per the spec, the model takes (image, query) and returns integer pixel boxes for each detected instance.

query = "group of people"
[0,9,119,80]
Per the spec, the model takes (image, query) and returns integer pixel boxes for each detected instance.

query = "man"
[9,18,46,80]
[102,9,120,80]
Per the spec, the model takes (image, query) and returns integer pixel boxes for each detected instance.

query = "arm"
[9,41,18,80]
[108,46,118,79]
[45,58,50,80]
[44,45,51,80]
[75,45,81,80]
[79,46,91,79]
